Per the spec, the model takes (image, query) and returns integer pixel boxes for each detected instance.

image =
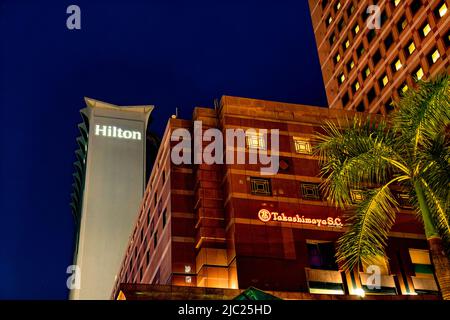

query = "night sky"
[0,0,326,299]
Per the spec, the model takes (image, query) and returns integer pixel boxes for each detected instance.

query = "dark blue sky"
[0,0,326,299]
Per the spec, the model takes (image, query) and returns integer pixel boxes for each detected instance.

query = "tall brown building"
[308,0,449,114]
[111,96,439,300]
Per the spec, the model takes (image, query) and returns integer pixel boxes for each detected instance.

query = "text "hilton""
[95,125,142,141]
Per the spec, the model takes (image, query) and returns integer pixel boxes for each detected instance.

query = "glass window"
[363,66,371,80]
[326,15,333,27]
[392,58,402,72]
[341,92,350,107]
[250,177,272,196]
[367,29,376,43]
[301,183,321,200]
[293,137,312,154]
[384,33,394,50]
[397,17,408,34]
[414,66,424,80]
[434,1,447,18]
[334,1,341,12]
[347,3,355,17]
[428,48,440,65]
[246,132,266,150]
[372,50,382,66]
[356,101,365,112]
[353,24,360,36]
[410,0,422,16]
[394,0,401,7]
[334,53,341,63]
[421,21,431,38]
[357,43,365,57]
[347,59,355,71]
[338,72,346,84]
[406,41,416,56]
[353,80,360,93]
[307,242,338,270]
[379,74,389,88]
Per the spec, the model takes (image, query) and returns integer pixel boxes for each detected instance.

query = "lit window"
[335,53,341,63]
[407,41,416,55]
[401,84,409,93]
[381,75,389,87]
[363,67,371,79]
[246,132,266,150]
[436,2,447,18]
[397,18,407,33]
[345,39,350,49]
[393,59,402,71]
[338,73,346,84]
[335,1,341,11]
[327,15,333,26]
[394,0,401,6]
[351,190,365,203]
[353,81,360,92]
[250,177,271,196]
[430,49,440,64]
[347,60,355,70]
[354,24,360,35]
[422,23,431,37]
[415,67,424,80]
[294,137,312,154]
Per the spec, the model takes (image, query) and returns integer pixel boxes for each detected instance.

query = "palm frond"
[336,180,400,271]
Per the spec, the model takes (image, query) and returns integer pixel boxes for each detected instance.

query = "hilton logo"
[257,209,343,228]
[95,125,142,141]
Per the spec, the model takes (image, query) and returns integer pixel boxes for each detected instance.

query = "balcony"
[359,272,397,295]
[411,276,439,295]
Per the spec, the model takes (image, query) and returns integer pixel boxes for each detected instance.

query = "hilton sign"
[95,125,142,141]
[258,209,343,228]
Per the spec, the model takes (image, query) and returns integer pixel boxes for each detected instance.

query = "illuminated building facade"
[112,96,440,299]
[70,98,153,299]
[308,0,449,114]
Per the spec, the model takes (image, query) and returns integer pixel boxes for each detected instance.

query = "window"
[399,82,409,95]
[250,177,271,196]
[397,18,408,34]
[405,41,416,56]
[321,0,329,10]
[394,0,401,7]
[372,50,382,67]
[139,267,143,281]
[334,1,341,12]
[326,15,333,27]
[293,137,312,154]
[246,132,266,150]
[347,59,355,71]
[153,231,158,248]
[409,249,435,279]
[338,19,345,32]
[445,30,450,47]
[367,87,376,105]
[301,183,321,200]
[154,192,158,207]
[414,66,424,80]
[351,189,365,203]
[162,208,167,227]
[395,192,413,209]
[385,100,395,114]
[307,241,338,270]
[380,10,388,27]
[391,58,402,72]
[434,1,447,19]
[341,92,350,107]
[334,52,341,63]
[146,250,150,266]
[362,66,371,80]
[410,0,422,16]
[338,72,346,84]
[421,21,431,38]
[135,246,138,259]
[329,34,337,46]
[347,3,355,17]
[362,255,389,275]
[353,80,360,93]
[367,29,376,43]
[357,43,365,57]
[342,38,350,51]
[379,74,389,88]
[353,24,360,36]
[356,101,365,112]
[384,33,394,50]
[162,170,165,184]
[427,48,440,65]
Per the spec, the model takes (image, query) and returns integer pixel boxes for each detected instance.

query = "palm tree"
[314,74,450,299]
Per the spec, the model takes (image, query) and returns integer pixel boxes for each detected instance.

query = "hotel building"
[111,96,440,300]
[308,0,449,114]
[70,98,153,299]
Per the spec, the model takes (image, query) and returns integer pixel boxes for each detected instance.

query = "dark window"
[150,219,155,235]
[307,242,338,270]
[357,43,365,57]
[362,66,371,80]
[378,74,388,89]
[329,34,336,46]
[346,59,355,72]
[140,228,144,242]
[301,183,321,200]
[153,231,158,249]
[367,87,376,104]
[334,1,341,12]
[146,250,150,266]
[445,29,450,47]
[342,38,350,51]
[135,246,138,258]
[139,267,143,281]
[367,29,376,43]
[385,100,395,114]
[356,101,365,112]
[250,177,271,196]
[162,208,167,227]
[384,33,394,50]
[372,50,382,66]
[162,170,165,184]
[154,192,157,208]
[346,3,355,18]
[395,192,413,209]
[396,18,408,34]
[410,0,422,16]
[321,0,329,10]
[338,19,345,32]
[341,92,350,107]
[380,10,388,27]
[326,14,333,27]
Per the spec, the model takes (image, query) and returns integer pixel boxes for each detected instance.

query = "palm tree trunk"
[428,237,450,300]
[414,180,450,300]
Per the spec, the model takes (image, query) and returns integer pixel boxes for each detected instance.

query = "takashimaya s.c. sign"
[258,209,343,228]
